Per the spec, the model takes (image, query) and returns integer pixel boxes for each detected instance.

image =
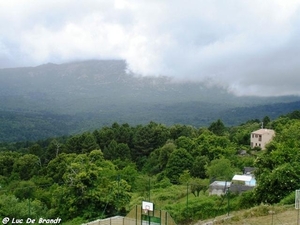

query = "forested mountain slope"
[0,60,299,142]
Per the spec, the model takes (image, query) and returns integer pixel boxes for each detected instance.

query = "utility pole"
[28,198,31,216]
[186,182,189,219]
[149,177,151,202]
[117,175,120,215]
[227,187,230,216]
[297,199,300,225]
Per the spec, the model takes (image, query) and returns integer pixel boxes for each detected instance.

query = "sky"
[1,0,300,96]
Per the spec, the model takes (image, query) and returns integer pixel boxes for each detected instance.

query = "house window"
[258,135,262,141]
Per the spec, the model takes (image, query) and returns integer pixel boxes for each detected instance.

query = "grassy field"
[197,204,300,225]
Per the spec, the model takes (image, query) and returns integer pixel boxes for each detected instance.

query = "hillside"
[198,204,297,225]
[1,60,300,142]
[1,111,300,224]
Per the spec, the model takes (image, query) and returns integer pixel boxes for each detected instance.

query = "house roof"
[209,181,231,187]
[232,175,252,182]
[251,129,275,135]
[244,167,255,174]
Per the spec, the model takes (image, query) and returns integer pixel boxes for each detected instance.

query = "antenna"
[261,122,263,129]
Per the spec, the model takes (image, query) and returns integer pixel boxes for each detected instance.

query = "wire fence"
[83,205,176,225]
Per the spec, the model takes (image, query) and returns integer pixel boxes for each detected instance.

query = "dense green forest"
[1,110,300,224]
[1,100,300,143]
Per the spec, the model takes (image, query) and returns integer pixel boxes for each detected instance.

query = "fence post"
[136,205,138,225]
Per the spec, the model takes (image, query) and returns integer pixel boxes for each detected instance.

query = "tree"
[190,178,209,197]
[190,156,209,179]
[12,180,36,200]
[262,116,271,128]
[179,170,191,184]
[132,122,170,167]
[45,153,77,183]
[229,121,260,146]
[53,153,131,220]
[28,144,43,158]
[65,133,99,154]
[115,143,131,161]
[208,119,226,136]
[104,141,131,161]
[12,154,41,180]
[165,148,194,184]
[118,163,139,188]
[44,139,66,163]
[65,135,83,154]
[287,110,300,119]
[103,140,118,160]
[0,194,48,219]
[175,136,195,153]
[0,152,20,178]
[81,133,99,153]
[158,142,176,170]
[96,127,115,150]
[206,158,236,181]
[88,149,105,164]
[143,148,161,174]
[254,120,300,204]
[170,124,197,140]
[194,131,236,161]
[114,123,133,146]
[254,162,300,203]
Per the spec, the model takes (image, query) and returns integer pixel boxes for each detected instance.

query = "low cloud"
[1,0,300,96]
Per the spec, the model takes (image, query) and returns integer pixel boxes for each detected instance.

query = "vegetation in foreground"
[200,204,298,225]
[0,111,300,224]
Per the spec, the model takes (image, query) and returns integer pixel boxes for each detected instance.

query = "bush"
[154,177,172,189]
[238,190,256,209]
[280,191,295,205]
[165,196,226,223]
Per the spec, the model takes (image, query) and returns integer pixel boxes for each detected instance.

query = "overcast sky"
[1,0,300,96]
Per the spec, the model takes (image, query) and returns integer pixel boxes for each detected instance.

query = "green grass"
[198,204,298,225]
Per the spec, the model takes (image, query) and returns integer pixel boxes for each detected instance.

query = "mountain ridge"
[0,60,300,142]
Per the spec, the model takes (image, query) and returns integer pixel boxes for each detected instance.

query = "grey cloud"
[0,0,300,96]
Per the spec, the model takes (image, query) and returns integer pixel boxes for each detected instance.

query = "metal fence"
[83,205,177,225]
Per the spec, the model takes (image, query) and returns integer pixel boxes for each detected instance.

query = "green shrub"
[280,191,295,205]
[165,196,226,223]
[157,192,178,201]
[62,217,85,225]
[154,177,172,189]
[238,190,256,209]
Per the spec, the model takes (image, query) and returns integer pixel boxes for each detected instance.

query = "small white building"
[229,174,256,193]
[231,175,256,186]
[209,181,231,196]
[250,129,275,150]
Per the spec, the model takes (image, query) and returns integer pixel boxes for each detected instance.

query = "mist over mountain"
[0,60,299,142]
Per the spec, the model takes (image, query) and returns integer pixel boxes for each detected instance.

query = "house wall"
[209,181,231,196]
[229,184,254,194]
[250,129,275,150]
